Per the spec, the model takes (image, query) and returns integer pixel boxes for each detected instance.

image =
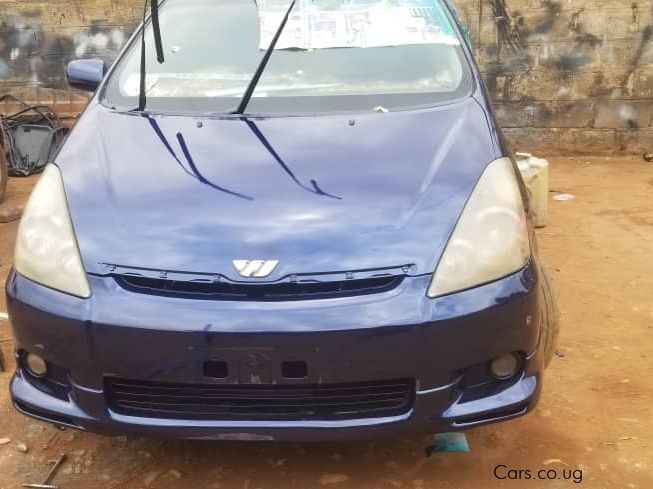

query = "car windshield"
[102,0,472,114]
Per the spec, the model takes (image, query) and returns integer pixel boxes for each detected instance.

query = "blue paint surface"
[4,0,549,441]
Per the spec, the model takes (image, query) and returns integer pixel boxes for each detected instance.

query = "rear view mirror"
[66,59,106,91]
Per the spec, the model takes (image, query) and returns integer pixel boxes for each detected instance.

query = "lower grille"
[106,378,414,421]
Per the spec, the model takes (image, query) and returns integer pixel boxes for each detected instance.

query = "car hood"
[57,100,497,280]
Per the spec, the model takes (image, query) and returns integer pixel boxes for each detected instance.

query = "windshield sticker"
[257,0,461,50]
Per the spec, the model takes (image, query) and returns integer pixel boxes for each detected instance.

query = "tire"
[0,147,7,204]
[540,264,560,368]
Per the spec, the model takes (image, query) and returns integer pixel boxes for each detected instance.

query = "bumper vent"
[106,378,414,421]
[115,274,404,301]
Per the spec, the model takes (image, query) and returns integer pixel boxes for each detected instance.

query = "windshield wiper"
[136,0,165,111]
[233,0,297,115]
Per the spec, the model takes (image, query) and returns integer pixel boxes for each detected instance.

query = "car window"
[102,0,473,114]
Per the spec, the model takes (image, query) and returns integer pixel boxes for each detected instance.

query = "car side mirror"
[66,59,106,91]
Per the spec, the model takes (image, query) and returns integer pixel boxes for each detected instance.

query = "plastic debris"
[543,458,568,466]
[319,473,349,485]
[16,442,28,453]
[425,432,470,456]
[553,194,575,201]
[0,437,10,445]
[616,417,640,424]
[516,153,549,228]
[644,153,653,162]
[555,350,565,358]
[373,106,389,113]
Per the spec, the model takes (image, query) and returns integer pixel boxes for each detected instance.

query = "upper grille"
[115,274,404,301]
[106,378,415,421]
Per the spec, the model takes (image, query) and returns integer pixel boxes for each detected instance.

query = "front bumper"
[6,264,544,441]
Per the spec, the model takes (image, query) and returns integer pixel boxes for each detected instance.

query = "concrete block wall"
[455,0,653,154]
[0,0,651,154]
[0,0,137,116]
[0,1,137,86]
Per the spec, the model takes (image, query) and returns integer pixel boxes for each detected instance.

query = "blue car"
[6,0,558,441]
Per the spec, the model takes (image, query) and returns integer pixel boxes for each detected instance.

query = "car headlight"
[427,157,530,298]
[14,164,91,298]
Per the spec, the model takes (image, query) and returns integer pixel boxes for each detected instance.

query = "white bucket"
[516,152,549,228]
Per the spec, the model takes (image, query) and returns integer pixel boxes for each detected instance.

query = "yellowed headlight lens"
[14,164,91,298]
[428,158,530,298]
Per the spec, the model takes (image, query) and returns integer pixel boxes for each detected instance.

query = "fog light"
[489,353,520,380]
[25,353,48,377]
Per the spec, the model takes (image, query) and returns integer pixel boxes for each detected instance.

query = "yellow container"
[516,153,549,228]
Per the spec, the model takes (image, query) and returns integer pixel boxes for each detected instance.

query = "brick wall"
[0,0,651,154]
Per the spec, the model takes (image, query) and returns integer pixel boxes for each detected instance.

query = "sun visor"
[256,0,461,50]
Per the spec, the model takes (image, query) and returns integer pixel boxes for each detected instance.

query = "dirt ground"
[0,157,651,489]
